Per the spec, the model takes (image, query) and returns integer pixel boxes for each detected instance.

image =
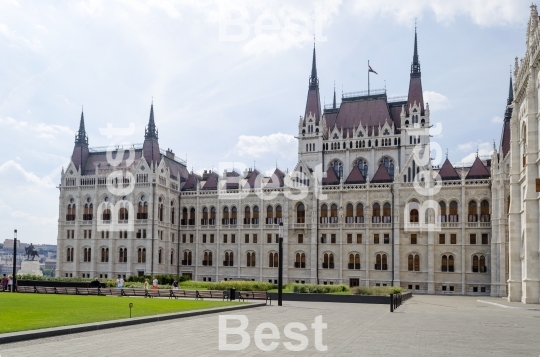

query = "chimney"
[165,148,175,160]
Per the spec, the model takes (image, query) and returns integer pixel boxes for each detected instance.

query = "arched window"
[189,207,195,225]
[102,207,111,221]
[372,203,381,223]
[295,252,306,268]
[203,251,213,266]
[408,254,414,271]
[158,248,163,264]
[170,249,174,265]
[100,247,109,263]
[480,200,490,222]
[202,207,208,225]
[439,201,447,222]
[348,253,360,270]
[119,247,127,263]
[345,203,354,223]
[170,201,175,224]
[275,205,282,224]
[182,250,192,265]
[210,207,216,225]
[231,207,238,225]
[330,204,338,223]
[119,206,129,221]
[297,203,305,223]
[468,201,478,222]
[323,253,334,269]
[332,160,343,179]
[356,203,364,223]
[441,254,454,272]
[83,247,91,262]
[269,252,279,268]
[357,159,368,178]
[83,201,93,221]
[414,254,420,271]
[246,251,256,267]
[138,196,148,220]
[410,209,419,223]
[449,201,459,222]
[472,254,487,273]
[66,201,76,221]
[320,204,328,223]
[375,253,388,270]
[222,206,230,225]
[266,205,274,224]
[252,206,259,224]
[158,198,164,222]
[137,248,146,263]
[66,247,74,262]
[244,206,251,225]
[224,251,234,266]
[383,203,391,223]
[181,207,188,225]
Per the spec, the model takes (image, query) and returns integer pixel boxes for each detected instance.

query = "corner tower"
[71,109,89,172]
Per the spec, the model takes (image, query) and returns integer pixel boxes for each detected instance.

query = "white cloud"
[0,22,42,51]
[0,160,56,188]
[234,132,296,158]
[491,116,503,123]
[351,0,526,27]
[424,91,450,111]
[459,141,494,164]
[0,117,73,139]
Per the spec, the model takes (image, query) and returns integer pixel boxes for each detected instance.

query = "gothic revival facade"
[57,27,524,299]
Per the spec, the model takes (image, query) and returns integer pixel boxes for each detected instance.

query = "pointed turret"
[407,27,424,115]
[142,102,161,166]
[71,109,89,172]
[332,82,336,109]
[500,76,514,157]
[304,43,321,125]
[466,157,490,179]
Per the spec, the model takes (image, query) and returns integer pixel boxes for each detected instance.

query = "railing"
[390,292,412,312]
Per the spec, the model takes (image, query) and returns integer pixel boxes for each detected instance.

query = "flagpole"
[368,60,370,95]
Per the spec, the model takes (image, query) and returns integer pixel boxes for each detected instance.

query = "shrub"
[179,280,277,291]
[290,283,349,294]
[351,286,405,296]
[125,274,190,285]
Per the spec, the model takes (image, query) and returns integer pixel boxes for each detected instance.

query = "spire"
[145,102,158,139]
[75,108,88,146]
[333,81,336,109]
[411,24,421,76]
[507,75,514,105]
[309,42,319,88]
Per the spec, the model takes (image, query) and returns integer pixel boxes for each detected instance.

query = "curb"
[0,301,266,344]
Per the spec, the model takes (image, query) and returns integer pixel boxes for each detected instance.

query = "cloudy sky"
[0,0,530,244]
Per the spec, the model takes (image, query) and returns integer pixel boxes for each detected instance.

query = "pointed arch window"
[480,200,490,222]
[266,205,274,224]
[119,247,127,263]
[439,201,447,222]
[158,198,164,222]
[231,206,238,225]
[119,203,129,221]
[449,201,459,222]
[330,204,338,223]
[269,252,279,268]
[182,250,192,265]
[407,254,420,271]
[375,253,387,270]
[189,207,195,225]
[323,253,334,269]
[441,254,454,272]
[210,207,216,225]
[275,205,282,224]
[348,253,360,269]
[345,203,354,223]
[410,208,419,223]
[170,201,175,224]
[383,203,391,223]
[137,248,146,263]
[100,247,109,263]
[224,251,234,266]
[472,254,487,273]
[170,249,175,265]
[252,206,259,224]
[356,203,364,223]
[83,247,91,262]
[294,252,306,268]
[202,207,209,225]
[372,203,381,223]
[246,251,256,267]
[297,203,305,223]
[66,247,74,262]
[137,197,148,220]
[357,159,368,178]
[83,201,93,221]
[222,206,230,225]
[244,206,251,225]
[102,205,111,221]
[67,202,76,221]
[320,204,328,223]
[181,207,188,225]
[468,201,478,222]
[203,251,213,266]
[332,160,343,179]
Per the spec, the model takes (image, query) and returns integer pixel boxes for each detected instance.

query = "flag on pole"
[368,65,378,75]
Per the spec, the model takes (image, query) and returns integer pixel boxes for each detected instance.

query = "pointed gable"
[202,172,219,190]
[243,170,261,189]
[142,103,161,165]
[304,44,321,125]
[322,167,340,185]
[345,165,366,184]
[466,157,490,179]
[182,173,199,191]
[438,158,460,181]
[268,168,285,187]
[371,164,393,183]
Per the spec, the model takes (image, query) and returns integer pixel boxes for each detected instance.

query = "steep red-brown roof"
[322,167,340,185]
[438,158,460,181]
[345,165,366,184]
[267,168,285,187]
[500,120,511,158]
[331,97,392,136]
[407,76,424,115]
[202,172,219,190]
[243,170,261,189]
[305,87,321,125]
[182,173,200,191]
[371,164,393,183]
[465,157,490,179]
[224,170,240,189]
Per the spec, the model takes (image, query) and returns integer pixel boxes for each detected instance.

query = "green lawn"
[0,293,240,334]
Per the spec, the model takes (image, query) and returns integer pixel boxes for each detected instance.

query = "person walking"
[7,275,13,292]
[116,275,124,289]
[152,277,158,290]
[172,279,179,290]
[1,274,8,292]
[144,278,149,291]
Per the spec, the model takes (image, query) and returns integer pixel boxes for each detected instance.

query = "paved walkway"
[2,295,540,356]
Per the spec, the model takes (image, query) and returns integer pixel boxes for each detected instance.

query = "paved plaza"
[2,295,540,356]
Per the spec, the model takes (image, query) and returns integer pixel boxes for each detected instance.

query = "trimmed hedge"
[180,280,277,291]
[290,283,350,294]
[351,286,405,296]
[125,274,191,285]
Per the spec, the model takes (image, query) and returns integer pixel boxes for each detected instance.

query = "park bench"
[238,291,271,305]
[122,288,148,297]
[17,286,35,293]
[65,287,78,295]
[170,289,198,299]
[104,288,124,297]
[35,286,48,294]
[197,290,229,301]
[146,289,170,298]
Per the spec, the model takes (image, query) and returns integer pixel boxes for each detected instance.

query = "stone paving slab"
[2,295,540,356]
